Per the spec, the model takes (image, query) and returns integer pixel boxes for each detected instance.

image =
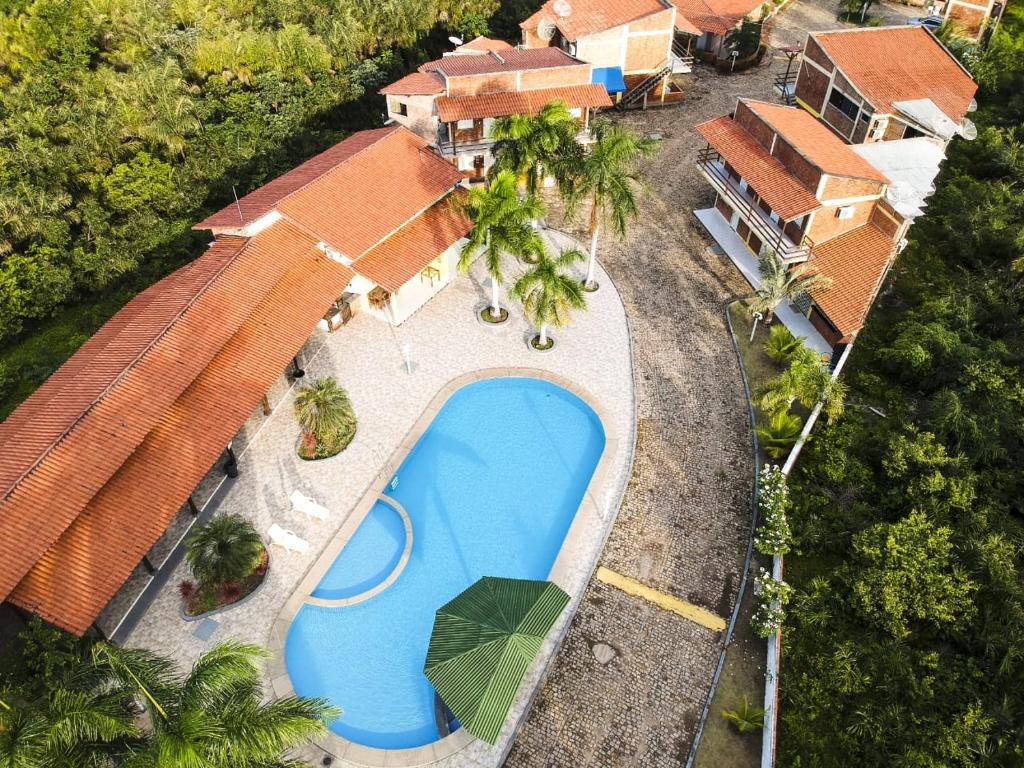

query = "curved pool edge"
[266,367,622,768]
[304,495,413,608]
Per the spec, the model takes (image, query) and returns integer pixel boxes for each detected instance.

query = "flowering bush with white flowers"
[751,568,793,639]
[755,464,792,556]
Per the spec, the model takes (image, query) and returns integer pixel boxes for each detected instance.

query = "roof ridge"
[0,231,259,502]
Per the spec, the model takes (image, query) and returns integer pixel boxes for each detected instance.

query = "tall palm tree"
[511,247,587,348]
[185,514,264,588]
[490,101,581,195]
[751,250,832,323]
[92,642,338,768]
[562,119,657,291]
[459,170,545,320]
[293,377,356,454]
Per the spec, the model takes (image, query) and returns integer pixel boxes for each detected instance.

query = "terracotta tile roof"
[9,236,354,635]
[670,0,748,34]
[696,115,821,220]
[379,71,445,95]
[0,227,314,601]
[809,223,896,339]
[354,193,471,292]
[741,100,890,183]
[420,48,582,77]
[811,27,977,122]
[197,127,463,260]
[456,36,514,52]
[523,0,671,39]
[673,12,704,35]
[436,84,611,122]
[195,128,397,230]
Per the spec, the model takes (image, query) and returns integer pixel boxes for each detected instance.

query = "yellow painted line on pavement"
[596,566,727,633]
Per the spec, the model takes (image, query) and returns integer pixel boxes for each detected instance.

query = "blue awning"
[591,66,626,95]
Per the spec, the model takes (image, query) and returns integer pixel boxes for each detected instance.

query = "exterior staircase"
[616,65,671,111]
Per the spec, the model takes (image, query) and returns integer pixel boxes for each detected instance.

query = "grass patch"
[693,566,768,768]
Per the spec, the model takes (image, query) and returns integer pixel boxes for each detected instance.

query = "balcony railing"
[697,148,813,262]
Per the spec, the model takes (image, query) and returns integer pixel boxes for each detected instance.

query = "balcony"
[696,149,813,262]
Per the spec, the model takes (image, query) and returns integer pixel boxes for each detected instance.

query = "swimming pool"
[284,377,605,750]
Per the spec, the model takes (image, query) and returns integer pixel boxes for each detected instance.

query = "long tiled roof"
[379,71,445,95]
[811,27,977,122]
[810,223,896,339]
[456,36,514,52]
[436,84,611,122]
[522,0,671,40]
[670,0,749,34]
[354,193,471,292]
[0,228,310,601]
[741,100,890,183]
[420,48,582,77]
[696,115,821,220]
[195,128,463,261]
[8,232,353,635]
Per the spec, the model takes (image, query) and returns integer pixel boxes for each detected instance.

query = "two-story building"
[519,0,693,107]
[793,26,978,146]
[380,47,611,178]
[694,99,932,356]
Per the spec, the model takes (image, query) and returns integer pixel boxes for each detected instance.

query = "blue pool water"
[311,500,406,600]
[285,377,605,749]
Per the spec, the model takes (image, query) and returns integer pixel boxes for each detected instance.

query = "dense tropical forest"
[779,9,1024,767]
[0,0,542,417]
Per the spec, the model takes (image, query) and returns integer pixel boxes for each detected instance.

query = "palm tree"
[511,246,587,348]
[92,642,338,768]
[459,170,545,320]
[760,347,847,423]
[185,514,264,588]
[562,119,657,291]
[756,410,803,459]
[763,324,805,363]
[293,377,356,454]
[490,101,581,195]
[0,684,138,768]
[751,250,832,323]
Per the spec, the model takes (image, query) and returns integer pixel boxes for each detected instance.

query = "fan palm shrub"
[490,101,581,194]
[751,250,832,323]
[459,170,545,320]
[511,247,587,349]
[293,377,357,458]
[92,641,338,768]
[721,695,766,733]
[563,119,657,290]
[756,409,803,458]
[763,323,805,363]
[760,347,847,423]
[185,514,264,588]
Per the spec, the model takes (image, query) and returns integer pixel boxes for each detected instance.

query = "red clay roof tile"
[696,115,821,220]
[379,72,445,95]
[436,84,611,122]
[420,47,582,77]
[812,27,977,123]
[523,0,671,39]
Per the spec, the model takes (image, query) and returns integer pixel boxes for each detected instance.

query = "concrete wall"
[359,244,463,326]
[806,198,875,244]
[794,62,831,115]
[571,8,674,73]
[734,101,776,151]
[519,64,592,89]
[820,174,883,201]
[386,94,438,143]
[448,72,516,96]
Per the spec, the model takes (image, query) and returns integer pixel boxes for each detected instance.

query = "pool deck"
[124,229,636,768]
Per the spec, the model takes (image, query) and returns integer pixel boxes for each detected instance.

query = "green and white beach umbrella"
[424,576,570,744]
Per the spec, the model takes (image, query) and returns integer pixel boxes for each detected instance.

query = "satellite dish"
[448,36,464,46]
[967,97,978,112]
[959,117,977,140]
[553,0,572,17]
[537,17,557,40]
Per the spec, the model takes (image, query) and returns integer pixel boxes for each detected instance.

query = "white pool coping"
[268,368,621,767]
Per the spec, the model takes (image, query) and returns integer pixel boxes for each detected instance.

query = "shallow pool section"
[310,499,406,601]
[285,377,605,750]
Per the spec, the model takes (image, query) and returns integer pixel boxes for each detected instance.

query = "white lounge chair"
[268,523,309,553]
[290,490,329,521]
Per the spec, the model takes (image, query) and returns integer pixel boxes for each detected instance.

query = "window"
[903,124,925,139]
[456,119,475,130]
[870,118,888,140]
[394,100,408,117]
[828,87,860,121]
[836,205,855,220]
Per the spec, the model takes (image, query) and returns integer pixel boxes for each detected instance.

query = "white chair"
[268,523,310,553]
[290,490,329,521]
